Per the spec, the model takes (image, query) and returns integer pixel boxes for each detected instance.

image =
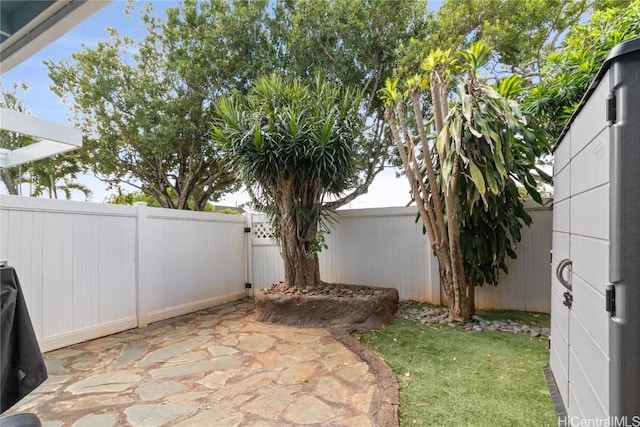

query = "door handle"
[556,259,572,291]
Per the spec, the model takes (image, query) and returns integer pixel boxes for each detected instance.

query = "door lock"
[563,291,573,309]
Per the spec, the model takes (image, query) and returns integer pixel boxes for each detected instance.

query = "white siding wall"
[250,204,552,312]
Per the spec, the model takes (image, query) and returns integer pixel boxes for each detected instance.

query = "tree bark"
[275,179,322,289]
[281,237,321,289]
[430,72,474,322]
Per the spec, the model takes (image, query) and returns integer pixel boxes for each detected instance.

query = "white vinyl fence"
[249,204,552,313]
[0,195,246,352]
[1,196,551,353]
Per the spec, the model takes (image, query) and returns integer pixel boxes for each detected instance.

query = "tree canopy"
[214,74,364,288]
[526,0,640,140]
[46,0,428,210]
[397,0,595,82]
[47,2,239,211]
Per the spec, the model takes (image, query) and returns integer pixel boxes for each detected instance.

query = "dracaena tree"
[382,43,550,321]
[214,75,364,289]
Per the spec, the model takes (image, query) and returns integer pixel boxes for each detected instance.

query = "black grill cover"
[1,266,47,413]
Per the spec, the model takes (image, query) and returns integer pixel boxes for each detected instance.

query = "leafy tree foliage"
[382,43,550,321]
[274,0,429,208]
[105,190,160,207]
[397,0,595,82]
[214,75,364,289]
[105,189,219,212]
[47,0,427,211]
[47,2,240,211]
[28,155,92,200]
[526,0,640,140]
[0,83,35,195]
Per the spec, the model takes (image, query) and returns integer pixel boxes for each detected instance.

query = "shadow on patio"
[5,299,379,427]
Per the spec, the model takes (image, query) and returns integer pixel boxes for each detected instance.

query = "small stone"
[513,327,521,334]
[473,325,484,332]
[521,325,531,332]
[531,330,541,338]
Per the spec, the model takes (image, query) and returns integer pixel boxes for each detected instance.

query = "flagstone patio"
[4,299,397,426]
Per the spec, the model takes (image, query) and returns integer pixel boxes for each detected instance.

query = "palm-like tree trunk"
[274,179,322,289]
[385,71,473,321]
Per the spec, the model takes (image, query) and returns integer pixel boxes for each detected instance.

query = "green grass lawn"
[355,310,555,427]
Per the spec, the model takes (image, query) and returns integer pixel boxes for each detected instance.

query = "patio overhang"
[0,107,82,168]
[1,0,111,74]
[0,0,111,168]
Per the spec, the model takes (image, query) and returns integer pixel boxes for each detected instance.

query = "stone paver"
[5,299,380,426]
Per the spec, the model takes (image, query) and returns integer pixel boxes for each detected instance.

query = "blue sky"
[1,0,411,208]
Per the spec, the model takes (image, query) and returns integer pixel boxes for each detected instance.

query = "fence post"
[245,214,254,297]
[134,202,149,327]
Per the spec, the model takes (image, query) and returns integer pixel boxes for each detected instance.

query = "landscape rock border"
[331,326,400,427]
[396,300,550,338]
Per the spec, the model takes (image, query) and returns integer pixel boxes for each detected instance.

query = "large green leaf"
[468,159,486,197]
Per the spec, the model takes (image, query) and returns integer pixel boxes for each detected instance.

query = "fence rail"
[1,195,552,352]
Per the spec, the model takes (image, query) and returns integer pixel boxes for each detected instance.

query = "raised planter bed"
[255,283,399,330]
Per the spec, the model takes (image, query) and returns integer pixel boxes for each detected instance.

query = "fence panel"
[249,214,285,290]
[319,208,440,302]
[136,206,246,326]
[0,196,248,352]
[474,206,552,312]
[250,204,552,312]
[1,194,552,354]
[0,196,138,352]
